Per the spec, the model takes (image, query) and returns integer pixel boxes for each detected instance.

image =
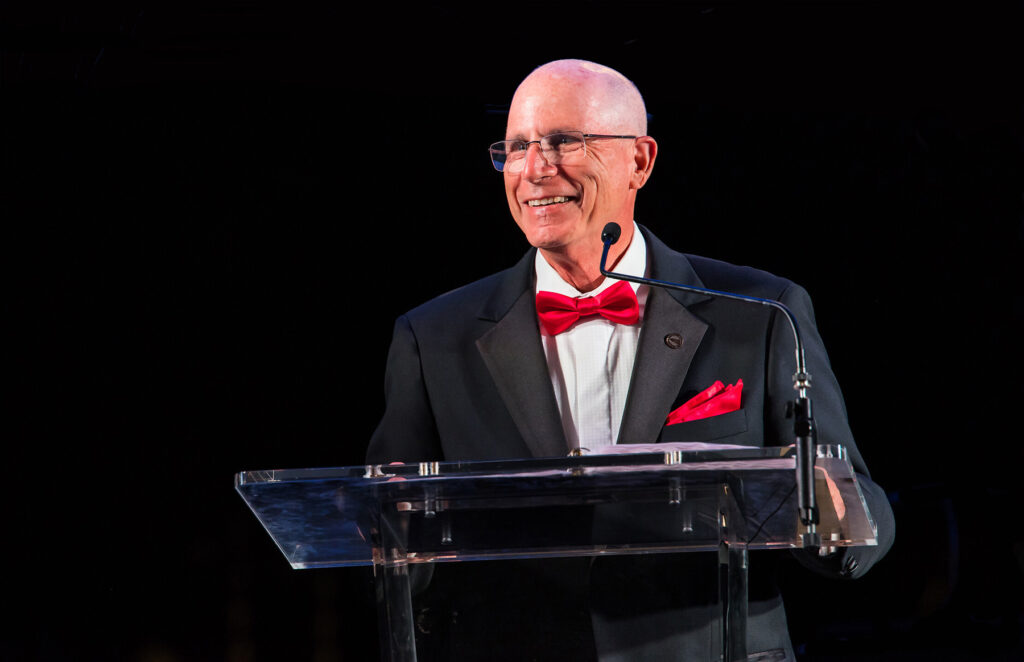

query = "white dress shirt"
[534,223,649,451]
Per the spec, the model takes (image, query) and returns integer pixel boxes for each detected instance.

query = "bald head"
[510,59,647,136]
[502,59,658,292]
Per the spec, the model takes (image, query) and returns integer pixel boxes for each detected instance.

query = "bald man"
[367,60,894,661]
[503,60,653,293]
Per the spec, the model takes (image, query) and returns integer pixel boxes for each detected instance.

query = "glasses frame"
[488,131,638,173]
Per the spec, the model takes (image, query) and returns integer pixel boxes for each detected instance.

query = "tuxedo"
[367,226,895,660]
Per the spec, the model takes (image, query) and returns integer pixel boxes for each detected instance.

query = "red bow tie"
[536,280,640,335]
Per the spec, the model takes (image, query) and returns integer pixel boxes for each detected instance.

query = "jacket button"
[664,333,683,349]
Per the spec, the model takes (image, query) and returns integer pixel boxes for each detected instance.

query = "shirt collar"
[534,221,647,298]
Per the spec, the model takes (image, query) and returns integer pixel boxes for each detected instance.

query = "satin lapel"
[476,254,568,458]
[617,286,708,444]
[617,227,712,445]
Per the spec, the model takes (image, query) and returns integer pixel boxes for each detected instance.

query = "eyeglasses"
[488,130,637,173]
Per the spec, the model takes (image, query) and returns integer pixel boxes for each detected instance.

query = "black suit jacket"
[367,226,895,660]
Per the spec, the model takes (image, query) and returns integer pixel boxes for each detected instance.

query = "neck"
[540,223,635,293]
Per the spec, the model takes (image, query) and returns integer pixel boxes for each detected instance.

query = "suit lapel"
[475,251,568,458]
[617,227,712,445]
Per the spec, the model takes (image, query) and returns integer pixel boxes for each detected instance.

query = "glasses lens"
[542,132,585,157]
[489,148,506,172]
[489,142,508,172]
[504,140,529,173]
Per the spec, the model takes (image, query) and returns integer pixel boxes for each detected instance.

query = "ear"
[629,136,658,190]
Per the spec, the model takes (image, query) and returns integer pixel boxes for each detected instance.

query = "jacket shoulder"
[402,250,534,327]
[640,224,800,301]
[684,253,797,300]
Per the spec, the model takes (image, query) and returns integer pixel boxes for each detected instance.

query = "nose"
[521,142,557,181]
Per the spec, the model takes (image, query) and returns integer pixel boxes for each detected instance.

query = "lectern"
[236,444,880,661]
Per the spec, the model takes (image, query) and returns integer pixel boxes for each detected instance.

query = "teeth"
[528,196,572,207]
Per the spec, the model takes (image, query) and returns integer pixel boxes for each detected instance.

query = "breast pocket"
[658,408,750,444]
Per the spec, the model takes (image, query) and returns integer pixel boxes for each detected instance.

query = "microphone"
[600,222,820,547]
[601,222,621,245]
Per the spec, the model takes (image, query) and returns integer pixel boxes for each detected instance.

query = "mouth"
[526,195,576,208]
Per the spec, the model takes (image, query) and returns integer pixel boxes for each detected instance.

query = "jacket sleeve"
[365,314,445,465]
[768,283,895,579]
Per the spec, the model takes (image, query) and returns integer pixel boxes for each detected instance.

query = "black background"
[5,2,1023,660]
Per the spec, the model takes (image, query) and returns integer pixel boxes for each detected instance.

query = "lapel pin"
[664,333,683,349]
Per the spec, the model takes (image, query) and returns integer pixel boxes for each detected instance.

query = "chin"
[523,226,571,251]
[521,218,580,249]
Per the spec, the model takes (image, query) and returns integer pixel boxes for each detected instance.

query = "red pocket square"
[666,379,743,425]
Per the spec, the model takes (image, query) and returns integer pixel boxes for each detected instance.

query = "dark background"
[5,2,1023,660]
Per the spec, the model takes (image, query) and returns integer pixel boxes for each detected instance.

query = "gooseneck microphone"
[600,222,820,547]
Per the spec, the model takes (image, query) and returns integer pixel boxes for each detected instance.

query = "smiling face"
[504,61,653,265]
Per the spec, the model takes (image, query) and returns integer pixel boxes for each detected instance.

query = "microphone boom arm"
[600,226,820,546]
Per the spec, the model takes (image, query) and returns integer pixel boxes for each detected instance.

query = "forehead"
[505,76,604,139]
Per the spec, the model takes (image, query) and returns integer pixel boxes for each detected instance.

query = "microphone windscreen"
[602,222,622,244]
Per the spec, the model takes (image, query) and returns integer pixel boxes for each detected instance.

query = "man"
[368,60,894,661]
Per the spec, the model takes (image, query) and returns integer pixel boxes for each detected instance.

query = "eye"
[547,133,584,152]
[507,140,529,153]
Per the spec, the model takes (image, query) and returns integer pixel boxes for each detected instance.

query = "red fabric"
[666,379,743,425]
[535,280,640,335]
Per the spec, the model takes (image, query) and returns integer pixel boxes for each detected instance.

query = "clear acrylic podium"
[236,444,880,661]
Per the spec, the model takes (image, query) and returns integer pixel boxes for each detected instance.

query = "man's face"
[504,76,639,254]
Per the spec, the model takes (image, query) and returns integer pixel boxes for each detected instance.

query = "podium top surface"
[236,445,877,569]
